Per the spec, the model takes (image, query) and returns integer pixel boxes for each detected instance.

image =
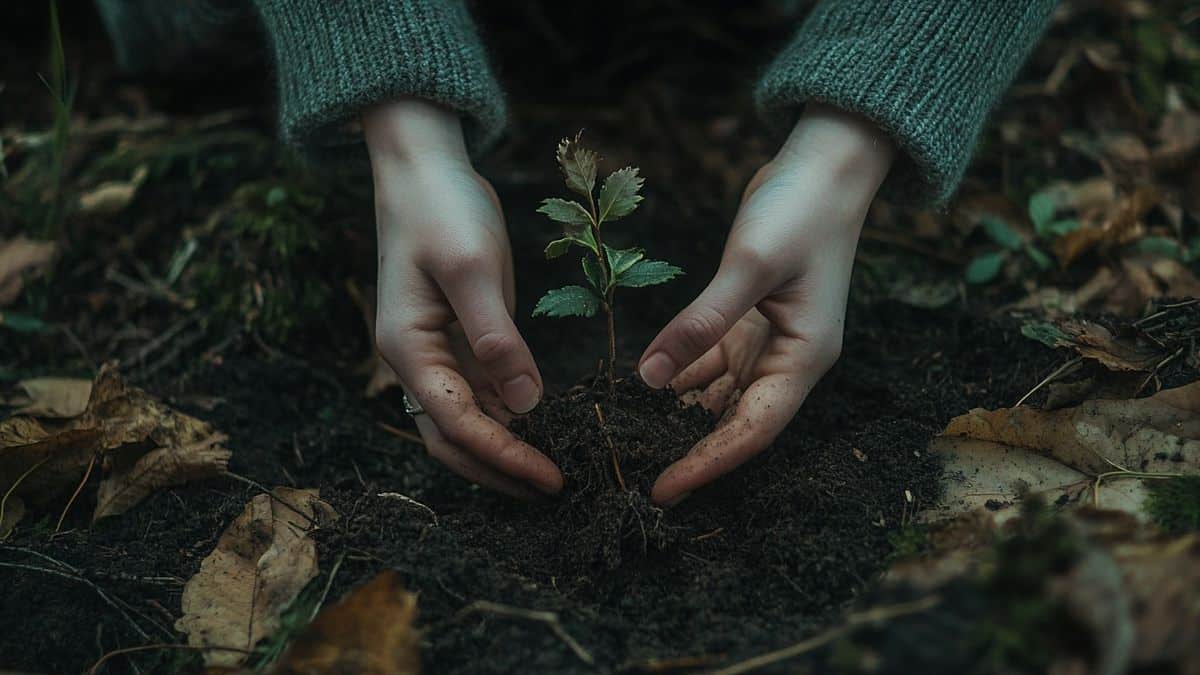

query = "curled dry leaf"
[0,363,231,531]
[929,381,1199,524]
[1025,319,1166,371]
[0,237,57,307]
[176,488,337,668]
[271,570,420,675]
[3,377,92,418]
[1053,186,1160,267]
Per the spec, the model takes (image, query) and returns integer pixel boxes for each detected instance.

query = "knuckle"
[676,307,728,354]
[726,241,779,271]
[429,242,494,282]
[471,331,520,365]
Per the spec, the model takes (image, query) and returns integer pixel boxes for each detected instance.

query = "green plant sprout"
[533,133,683,390]
[965,190,1079,284]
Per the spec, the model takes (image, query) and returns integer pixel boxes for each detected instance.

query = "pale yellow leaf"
[0,237,57,307]
[6,377,92,418]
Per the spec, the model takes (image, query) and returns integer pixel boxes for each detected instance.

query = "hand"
[637,103,896,505]
[363,98,562,498]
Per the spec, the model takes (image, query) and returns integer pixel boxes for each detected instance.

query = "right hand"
[363,98,562,499]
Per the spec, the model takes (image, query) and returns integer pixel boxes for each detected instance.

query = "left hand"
[637,103,896,505]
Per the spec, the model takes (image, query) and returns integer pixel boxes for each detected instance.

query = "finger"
[385,333,562,493]
[638,264,771,389]
[651,373,809,505]
[439,267,543,414]
[413,414,539,499]
[669,346,726,394]
[697,373,739,413]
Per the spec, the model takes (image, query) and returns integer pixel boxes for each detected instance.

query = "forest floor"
[2,2,1199,674]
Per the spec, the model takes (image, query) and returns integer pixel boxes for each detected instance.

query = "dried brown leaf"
[76,165,147,216]
[1054,187,1160,266]
[176,488,336,668]
[929,381,1199,524]
[94,433,231,520]
[4,377,92,418]
[271,571,420,675]
[0,237,57,307]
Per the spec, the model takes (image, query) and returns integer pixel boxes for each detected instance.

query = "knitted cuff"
[756,0,1056,206]
[253,0,506,161]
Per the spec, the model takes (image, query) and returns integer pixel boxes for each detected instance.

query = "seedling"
[533,133,682,390]
[965,190,1079,284]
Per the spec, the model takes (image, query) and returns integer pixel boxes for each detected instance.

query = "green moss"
[1146,476,1200,534]
[885,524,930,563]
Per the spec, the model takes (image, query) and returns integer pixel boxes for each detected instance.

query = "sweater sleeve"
[252,0,506,159]
[756,0,1057,206]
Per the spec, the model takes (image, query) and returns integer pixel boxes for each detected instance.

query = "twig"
[0,456,51,540]
[1133,298,1199,327]
[0,561,151,641]
[87,643,254,675]
[221,471,319,529]
[1133,346,1184,396]
[377,422,425,446]
[377,492,439,526]
[1015,357,1082,407]
[704,595,940,675]
[594,403,627,491]
[456,600,594,666]
[55,452,98,534]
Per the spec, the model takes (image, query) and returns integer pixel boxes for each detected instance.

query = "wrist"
[362,97,471,172]
[777,102,896,190]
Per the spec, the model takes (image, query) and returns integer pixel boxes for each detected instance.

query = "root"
[594,403,627,491]
[455,600,594,666]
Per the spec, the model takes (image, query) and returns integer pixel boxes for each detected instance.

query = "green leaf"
[604,246,645,281]
[0,312,52,334]
[1027,192,1056,231]
[1044,219,1080,237]
[981,216,1022,251]
[537,198,593,230]
[556,133,598,198]
[597,167,644,223]
[616,259,684,288]
[964,250,1008,284]
[1020,320,1067,348]
[582,255,605,293]
[545,238,573,259]
[1025,244,1053,270]
[532,286,600,318]
[1133,236,1185,260]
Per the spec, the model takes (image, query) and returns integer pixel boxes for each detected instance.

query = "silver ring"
[402,392,425,416]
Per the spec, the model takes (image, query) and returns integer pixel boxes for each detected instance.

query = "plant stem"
[586,194,616,393]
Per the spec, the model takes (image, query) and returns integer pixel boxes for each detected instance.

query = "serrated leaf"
[981,216,1022,251]
[582,256,606,294]
[604,246,645,281]
[537,198,592,229]
[545,238,573,259]
[1025,244,1053,270]
[598,167,644,223]
[556,133,598,198]
[964,250,1008,284]
[616,259,683,288]
[1028,192,1056,231]
[532,286,600,318]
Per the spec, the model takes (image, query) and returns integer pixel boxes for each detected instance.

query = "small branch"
[0,560,152,641]
[55,452,98,534]
[456,600,594,666]
[705,595,940,675]
[1133,346,1184,396]
[0,456,51,540]
[594,403,627,491]
[87,643,255,675]
[377,492,439,526]
[1015,357,1082,407]
[221,471,320,529]
[377,422,425,446]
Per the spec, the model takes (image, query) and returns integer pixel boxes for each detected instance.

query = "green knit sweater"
[95,0,1056,205]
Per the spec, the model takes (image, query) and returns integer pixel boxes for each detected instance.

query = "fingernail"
[639,352,676,389]
[502,374,540,414]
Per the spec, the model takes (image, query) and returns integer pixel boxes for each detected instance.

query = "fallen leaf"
[1054,187,1160,267]
[0,237,57,306]
[929,381,1199,524]
[94,433,231,520]
[1023,319,1166,371]
[176,488,336,668]
[4,377,92,418]
[77,165,148,216]
[271,571,420,675]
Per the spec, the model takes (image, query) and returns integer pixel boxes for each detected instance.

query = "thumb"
[638,259,771,389]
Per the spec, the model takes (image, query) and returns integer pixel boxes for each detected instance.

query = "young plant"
[965,190,1079,284]
[533,133,683,390]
